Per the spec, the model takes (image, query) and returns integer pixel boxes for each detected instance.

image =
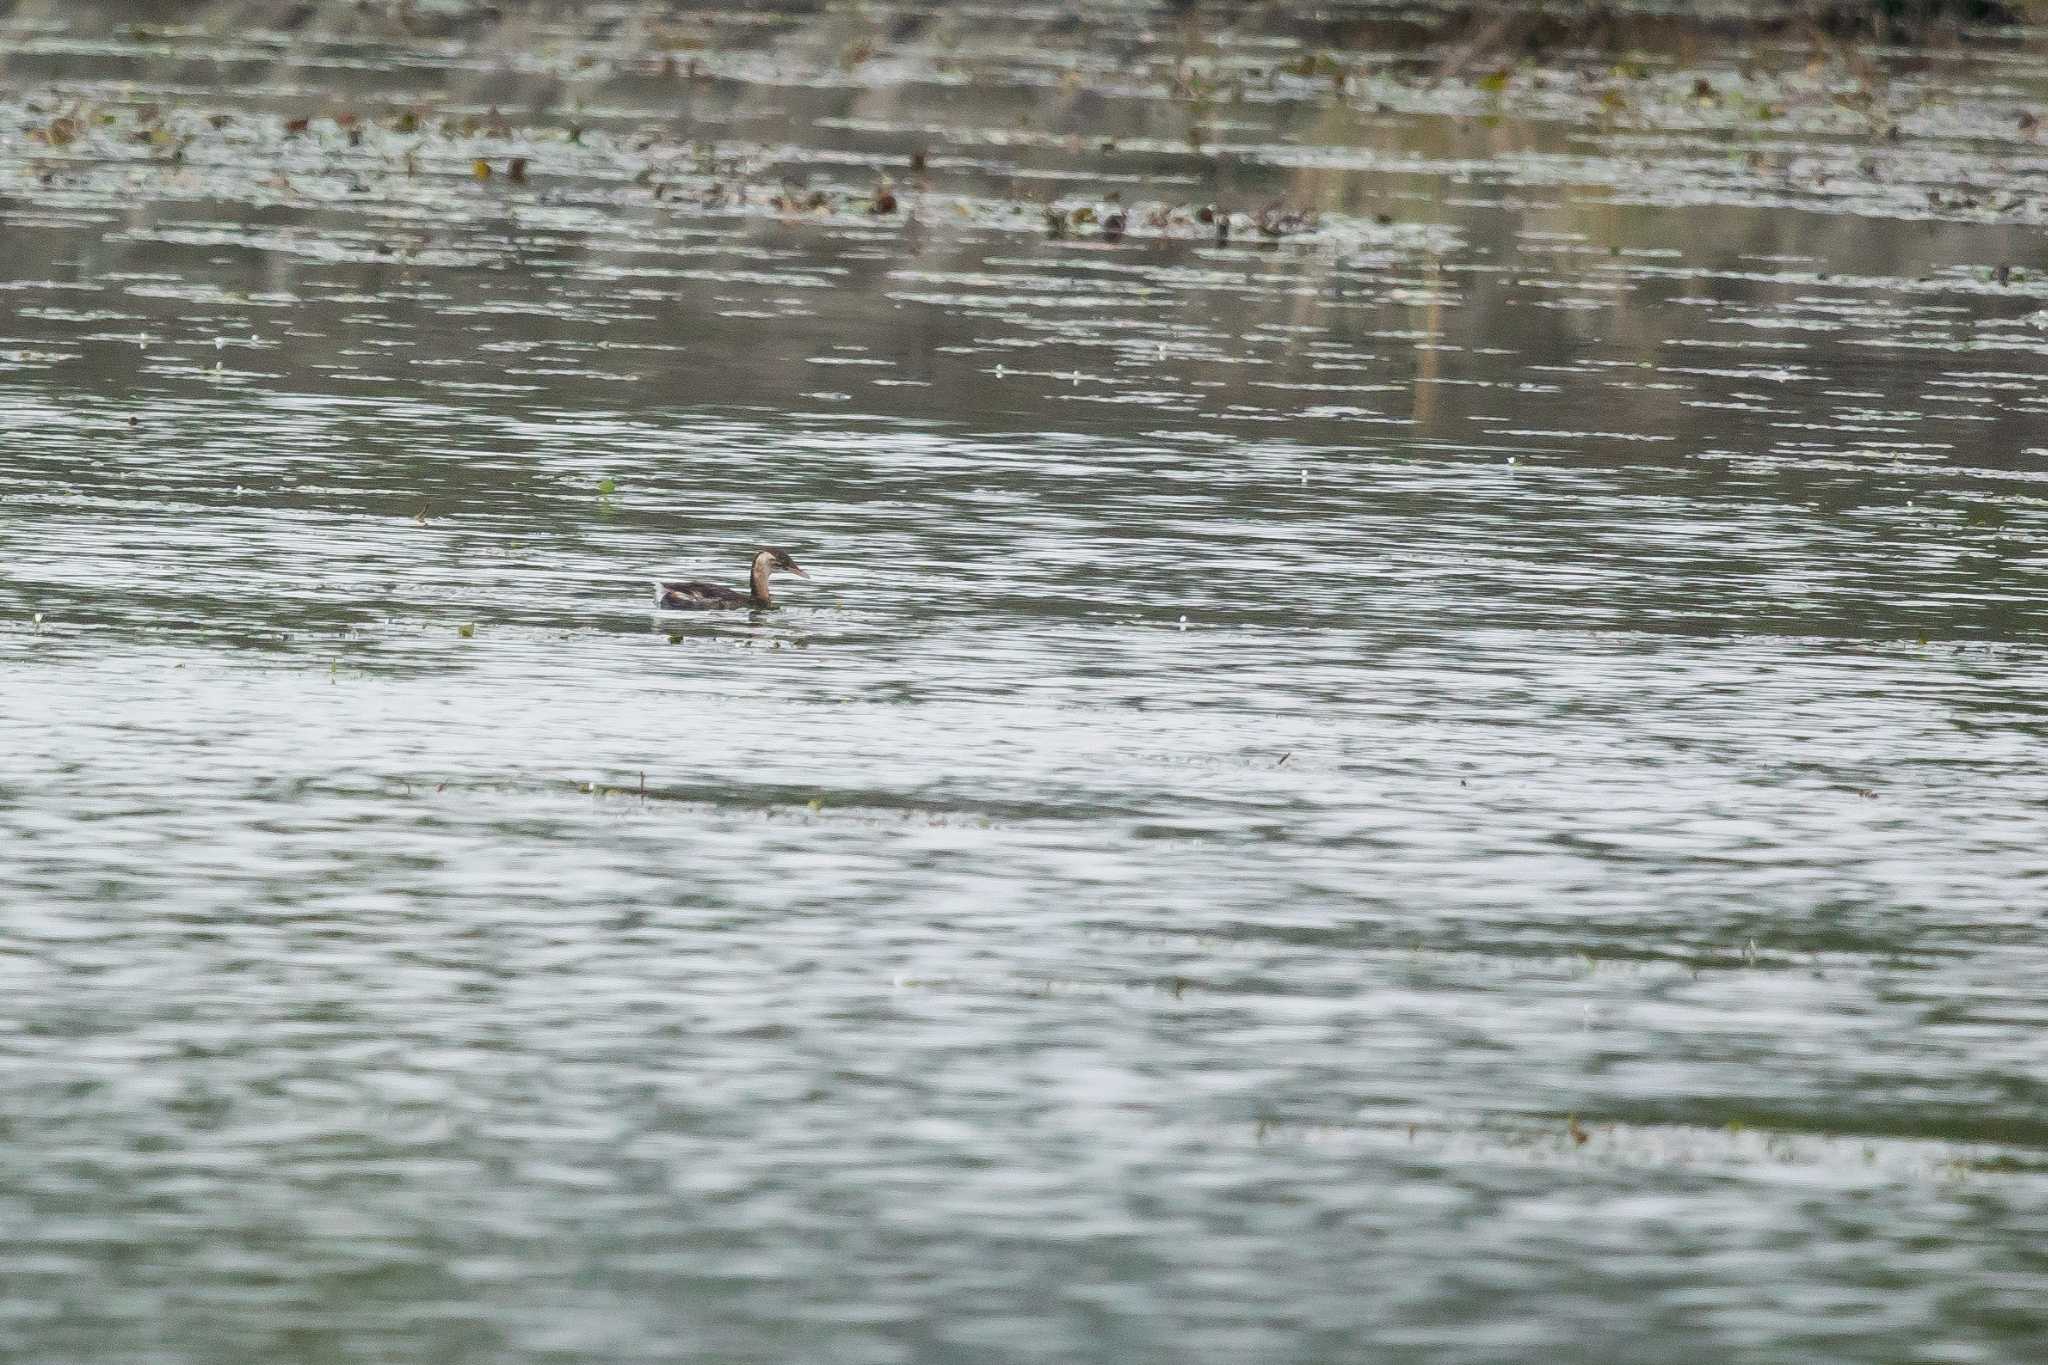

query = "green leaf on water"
[1961,502,2006,527]
[596,476,617,495]
[458,623,475,638]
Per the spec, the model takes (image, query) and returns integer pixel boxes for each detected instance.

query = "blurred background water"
[4,3,2048,1361]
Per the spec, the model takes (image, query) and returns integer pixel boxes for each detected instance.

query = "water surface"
[5,5,2048,1361]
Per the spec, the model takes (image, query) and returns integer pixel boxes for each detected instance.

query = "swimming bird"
[653,547,809,610]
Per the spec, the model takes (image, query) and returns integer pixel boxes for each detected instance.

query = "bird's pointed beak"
[789,564,810,578]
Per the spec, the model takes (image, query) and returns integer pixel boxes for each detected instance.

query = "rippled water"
[5,4,2048,1361]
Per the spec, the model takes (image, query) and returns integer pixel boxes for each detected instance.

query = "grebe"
[653,547,809,610]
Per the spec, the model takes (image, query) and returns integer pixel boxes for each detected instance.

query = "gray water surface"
[5,5,2048,1362]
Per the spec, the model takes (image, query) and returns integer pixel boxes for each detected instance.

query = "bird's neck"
[749,559,773,606]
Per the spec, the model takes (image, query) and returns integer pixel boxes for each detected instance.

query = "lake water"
[5,4,2048,1361]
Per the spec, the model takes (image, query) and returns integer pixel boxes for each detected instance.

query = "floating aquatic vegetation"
[1254,202,1316,238]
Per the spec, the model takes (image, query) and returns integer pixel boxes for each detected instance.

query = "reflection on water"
[5,4,2048,1362]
